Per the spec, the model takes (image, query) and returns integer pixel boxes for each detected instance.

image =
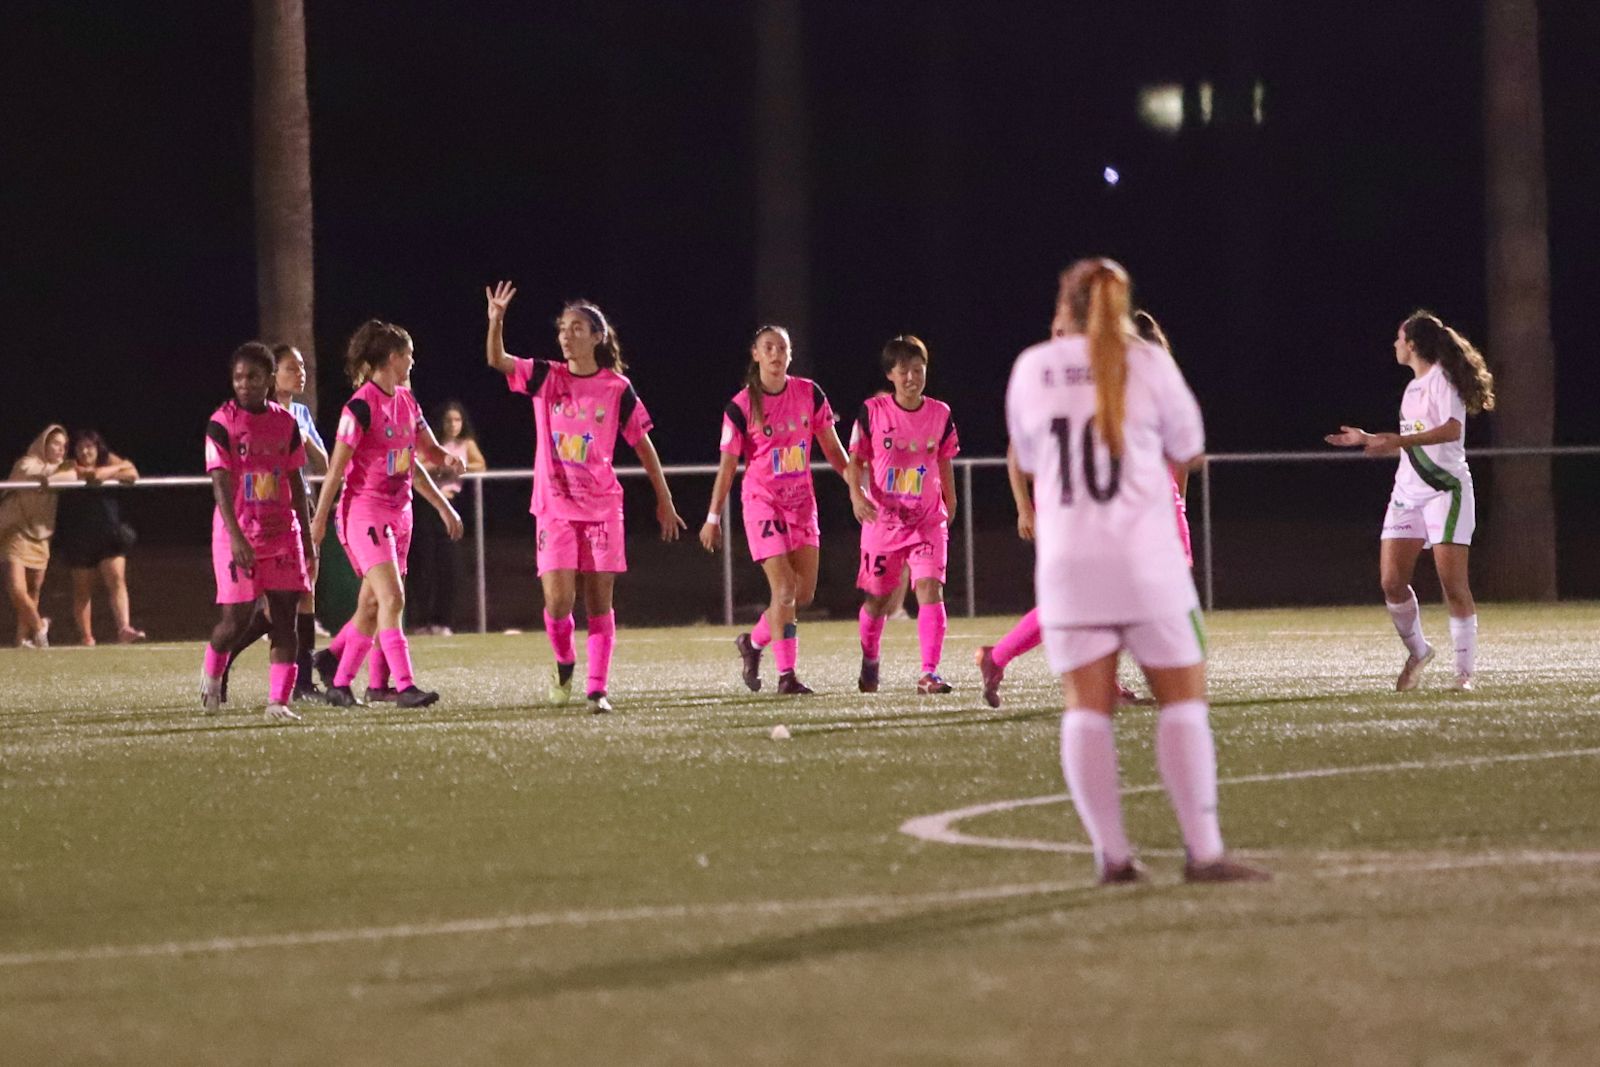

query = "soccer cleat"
[264,703,302,723]
[1098,858,1148,886]
[116,626,146,644]
[200,675,223,716]
[324,685,360,708]
[394,685,440,709]
[858,655,880,693]
[735,633,763,692]
[1116,683,1151,706]
[312,648,339,689]
[34,617,50,649]
[587,691,614,714]
[916,672,953,695]
[975,646,1004,708]
[548,662,575,705]
[776,671,814,695]
[1452,673,1475,692]
[291,682,324,703]
[1183,855,1272,884]
[1395,645,1436,692]
[364,685,398,704]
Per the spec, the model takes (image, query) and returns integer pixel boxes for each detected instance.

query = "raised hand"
[485,280,517,323]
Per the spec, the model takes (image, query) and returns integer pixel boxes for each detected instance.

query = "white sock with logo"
[1385,588,1430,659]
[1060,710,1132,872]
[1448,614,1477,678]
[1155,700,1226,865]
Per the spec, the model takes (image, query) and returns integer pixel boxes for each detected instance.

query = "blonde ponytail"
[1084,267,1131,457]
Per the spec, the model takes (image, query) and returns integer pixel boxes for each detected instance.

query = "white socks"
[1155,700,1226,865]
[1060,710,1132,870]
[1385,588,1430,659]
[1448,614,1477,678]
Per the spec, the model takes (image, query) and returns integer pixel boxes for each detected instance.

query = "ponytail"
[345,319,412,387]
[1082,265,1132,457]
[1402,311,1496,415]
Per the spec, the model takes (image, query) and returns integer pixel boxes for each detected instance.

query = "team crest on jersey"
[910,440,920,453]
[883,464,927,496]
[243,470,281,503]
[801,415,809,428]
[595,406,607,423]
[762,425,774,438]
[926,439,936,452]
[552,430,594,464]
[385,425,395,438]
[770,443,807,476]
[882,436,893,451]
[787,419,797,432]
[386,448,412,476]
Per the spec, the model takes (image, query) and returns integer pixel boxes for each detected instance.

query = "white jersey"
[1392,364,1470,506]
[1006,335,1204,627]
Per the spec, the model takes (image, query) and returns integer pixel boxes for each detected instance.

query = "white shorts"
[1381,482,1475,548]
[1042,610,1207,674]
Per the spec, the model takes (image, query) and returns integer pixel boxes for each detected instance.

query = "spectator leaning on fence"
[406,399,486,637]
[0,424,75,647]
[54,428,143,644]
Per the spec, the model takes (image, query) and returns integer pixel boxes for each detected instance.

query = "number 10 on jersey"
[1050,417,1122,505]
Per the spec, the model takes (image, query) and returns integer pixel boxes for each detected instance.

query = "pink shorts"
[213,538,310,604]
[337,502,412,578]
[742,500,820,563]
[536,515,626,575]
[857,529,948,596]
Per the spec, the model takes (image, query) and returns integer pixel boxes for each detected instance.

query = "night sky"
[6,1,1598,480]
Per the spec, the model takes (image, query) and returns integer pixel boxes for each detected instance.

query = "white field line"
[899,746,1600,856]
[9,748,1599,971]
[0,879,1088,969]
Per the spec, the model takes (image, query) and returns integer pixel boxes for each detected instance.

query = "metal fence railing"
[6,445,1598,632]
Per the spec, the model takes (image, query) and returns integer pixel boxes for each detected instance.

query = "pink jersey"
[849,393,959,550]
[335,381,427,514]
[507,358,652,522]
[205,400,307,554]
[719,376,836,513]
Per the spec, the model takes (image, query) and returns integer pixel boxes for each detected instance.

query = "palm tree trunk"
[253,0,317,414]
[754,0,811,371]
[1482,0,1557,600]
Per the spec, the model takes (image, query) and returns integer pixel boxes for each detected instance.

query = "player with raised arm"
[846,336,959,695]
[199,343,317,722]
[700,325,851,695]
[309,321,463,709]
[1007,258,1267,885]
[484,281,684,714]
[1325,311,1494,691]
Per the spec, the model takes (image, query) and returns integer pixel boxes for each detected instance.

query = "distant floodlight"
[1253,79,1266,125]
[1199,82,1215,125]
[1137,84,1183,134]
[1102,166,1120,187]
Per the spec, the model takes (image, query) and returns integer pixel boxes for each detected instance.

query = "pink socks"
[917,602,947,675]
[858,606,886,660]
[544,609,576,664]
[333,628,375,687]
[268,661,296,705]
[377,629,413,691]
[751,612,773,650]
[993,608,1042,668]
[586,611,616,696]
[327,619,358,659]
[202,644,228,681]
[368,641,390,690]
[773,622,798,673]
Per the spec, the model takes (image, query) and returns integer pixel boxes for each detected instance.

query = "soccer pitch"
[5,605,1600,1065]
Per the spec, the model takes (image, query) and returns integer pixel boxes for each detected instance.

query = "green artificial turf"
[4,604,1599,1065]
